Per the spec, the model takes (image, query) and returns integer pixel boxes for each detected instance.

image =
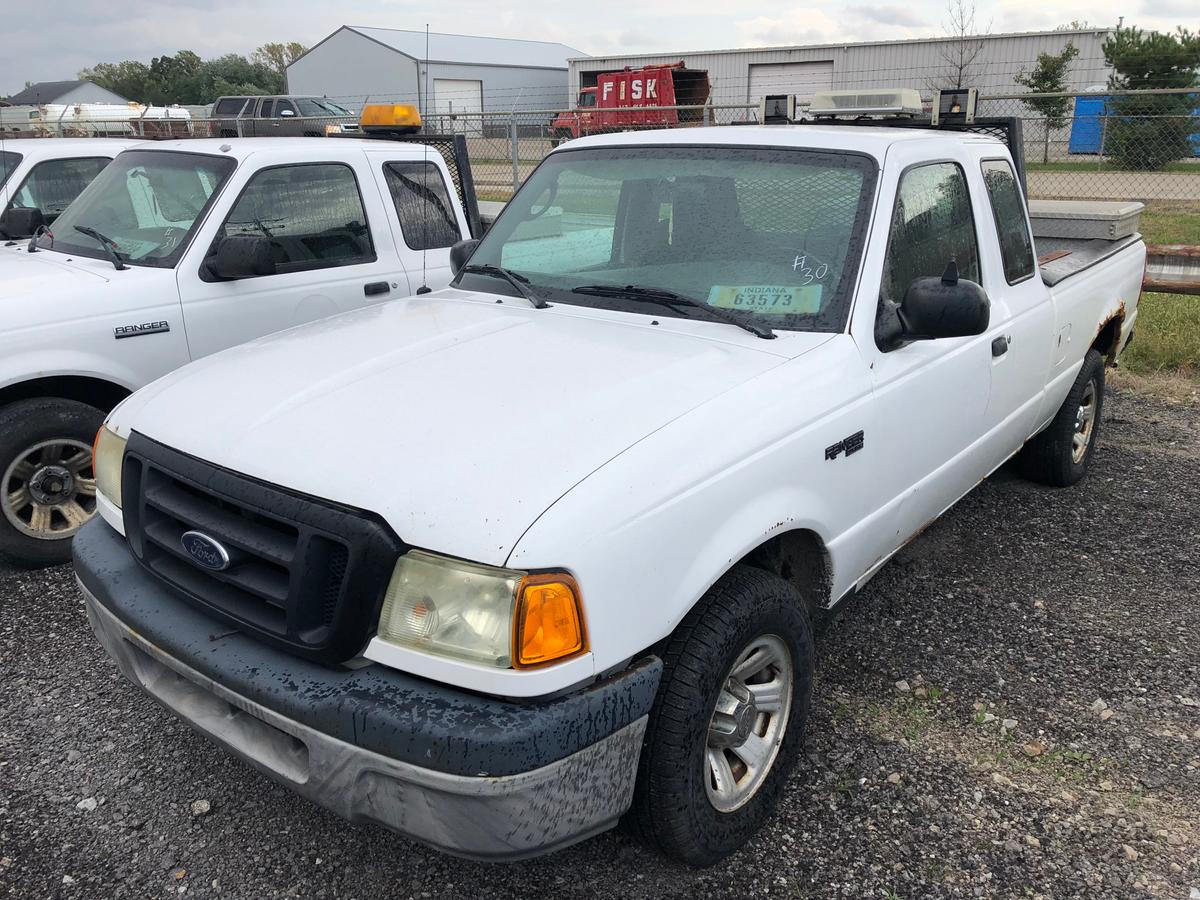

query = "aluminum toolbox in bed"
[1027,199,1144,241]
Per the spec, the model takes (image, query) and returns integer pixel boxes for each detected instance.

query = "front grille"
[121,433,404,664]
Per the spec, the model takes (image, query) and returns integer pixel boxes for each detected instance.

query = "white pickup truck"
[75,107,1145,864]
[0,130,476,565]
[1,137,143,237]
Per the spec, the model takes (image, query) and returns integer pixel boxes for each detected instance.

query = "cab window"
[212,163,375,275]
[881,162,980,305]
[980,159,1035,284]
[383,161,460,250]
[7,157,111,222]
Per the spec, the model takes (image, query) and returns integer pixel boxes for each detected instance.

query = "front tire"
[0,398,105,567]
[626,565,814,865]
[1018,348,1105,487]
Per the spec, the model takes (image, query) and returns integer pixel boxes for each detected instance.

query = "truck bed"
[1036,234,1142,287]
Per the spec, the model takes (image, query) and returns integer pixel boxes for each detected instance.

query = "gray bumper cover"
[75,518,660,861]
[83,587,647,860]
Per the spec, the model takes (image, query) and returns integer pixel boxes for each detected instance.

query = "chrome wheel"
[705,634,793,813]
[2,439,97,541]
[1072,380,1098,465]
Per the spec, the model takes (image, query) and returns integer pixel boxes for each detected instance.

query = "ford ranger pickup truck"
[0,137,143,237]
[1,118,478,566]
[74,103,1144,864]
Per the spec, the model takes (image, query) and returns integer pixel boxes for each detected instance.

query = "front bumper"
[75,520,660,860]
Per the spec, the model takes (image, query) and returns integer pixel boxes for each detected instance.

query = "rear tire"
[625,565,813,866]
[1018,348,1105,487]
[0,398,105,567]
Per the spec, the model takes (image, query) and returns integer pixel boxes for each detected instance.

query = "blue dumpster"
[1069,94,1200,156]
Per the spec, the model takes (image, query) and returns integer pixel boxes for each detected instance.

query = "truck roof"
[2,138,145,157]
[121,137,449,163]
[561,124,1005,159]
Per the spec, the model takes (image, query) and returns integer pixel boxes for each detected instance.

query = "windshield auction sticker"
[707,284,822,314]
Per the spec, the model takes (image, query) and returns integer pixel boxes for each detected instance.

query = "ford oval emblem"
[181,530,231,571]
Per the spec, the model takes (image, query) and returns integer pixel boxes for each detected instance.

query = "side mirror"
[0,206,45,239]
[279,108,295,118]
[449,238,480,277]
[877,261,989,350]
[205,235,276,280]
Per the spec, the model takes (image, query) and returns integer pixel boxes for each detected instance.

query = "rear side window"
[383,161,460,250]
[8,156,111,219]
[214,98,246,116]
[881,162,980,304]
[259,100,275,118]
[981,159,1035,284]
[215,163,375,275]
[0,151,22,189]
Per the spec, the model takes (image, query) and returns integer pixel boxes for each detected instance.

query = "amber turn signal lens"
[513,574,586,668]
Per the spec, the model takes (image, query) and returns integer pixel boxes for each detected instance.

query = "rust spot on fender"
[1094,301,1126,365]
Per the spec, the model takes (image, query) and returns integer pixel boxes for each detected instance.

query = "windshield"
[297,98,352,117]
[0,151,22,190]
[460,146,878,333]
[35,149,235,267]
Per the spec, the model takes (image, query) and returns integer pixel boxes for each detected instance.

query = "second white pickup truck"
[0,126,477,564]
[76,97,1145,864]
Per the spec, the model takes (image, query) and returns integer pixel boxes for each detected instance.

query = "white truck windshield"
[36,149,235,267]
[463,145,878,332]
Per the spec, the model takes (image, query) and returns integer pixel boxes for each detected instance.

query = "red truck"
[550,62,710,144]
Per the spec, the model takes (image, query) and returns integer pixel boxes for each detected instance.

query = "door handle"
[991,335,1011,358]
[364,281,391,297]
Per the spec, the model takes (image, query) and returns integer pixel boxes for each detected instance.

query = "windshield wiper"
[73,225,127,271]
[571,284,775,339]
[460,264,548,309]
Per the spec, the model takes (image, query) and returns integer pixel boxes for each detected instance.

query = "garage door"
[433,78,483,134]
[748,61,834,103]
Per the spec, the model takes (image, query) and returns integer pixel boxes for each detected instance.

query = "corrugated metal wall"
[288,29,570,114]
[569,29,1114,107]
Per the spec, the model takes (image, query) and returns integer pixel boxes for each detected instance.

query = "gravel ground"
[2,382,1198,899]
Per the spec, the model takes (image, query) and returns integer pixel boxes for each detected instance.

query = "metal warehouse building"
[568,28,1115,107]
[287,27,585,115]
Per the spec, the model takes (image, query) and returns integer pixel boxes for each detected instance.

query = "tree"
[1015,41,1080,161]
[78,60,153,102]
[1102,26,1200,170]
[78,43,304,105]
[932,0,989,90]
[252,42,307,79]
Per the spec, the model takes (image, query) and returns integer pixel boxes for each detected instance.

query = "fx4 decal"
[114,321,170,340]
[824,430,864,461]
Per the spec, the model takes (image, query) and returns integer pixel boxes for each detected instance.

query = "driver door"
[848,144,995,576]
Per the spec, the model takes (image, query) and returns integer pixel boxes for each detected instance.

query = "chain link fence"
[4,91,1197,208]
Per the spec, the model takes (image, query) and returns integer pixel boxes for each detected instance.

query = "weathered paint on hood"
[116,292,832,565]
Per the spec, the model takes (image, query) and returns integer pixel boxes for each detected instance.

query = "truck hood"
[0,246,111,293]
[0,246,120,329]
[119,292,831,565]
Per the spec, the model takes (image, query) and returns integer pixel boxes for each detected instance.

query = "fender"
[508,336,878,677]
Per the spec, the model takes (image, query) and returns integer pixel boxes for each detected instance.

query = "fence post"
[703,101,711,127]
[510,115,520,194]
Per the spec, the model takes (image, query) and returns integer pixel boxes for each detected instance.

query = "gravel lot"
[2,382,1198,899]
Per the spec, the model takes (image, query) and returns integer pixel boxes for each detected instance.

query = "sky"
[2,0,1195,96]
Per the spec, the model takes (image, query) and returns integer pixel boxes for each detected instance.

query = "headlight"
[377,551,586,668]
[93,426,127,509]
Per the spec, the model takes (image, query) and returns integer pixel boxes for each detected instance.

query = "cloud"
[848,5,928,27]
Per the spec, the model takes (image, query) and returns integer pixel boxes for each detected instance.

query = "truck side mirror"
[449,238,480,277]
[0,206,45,239]
[901,261,990,340]
[279,108,295,117]
[205,235,276,280]
[876,261,990,350]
